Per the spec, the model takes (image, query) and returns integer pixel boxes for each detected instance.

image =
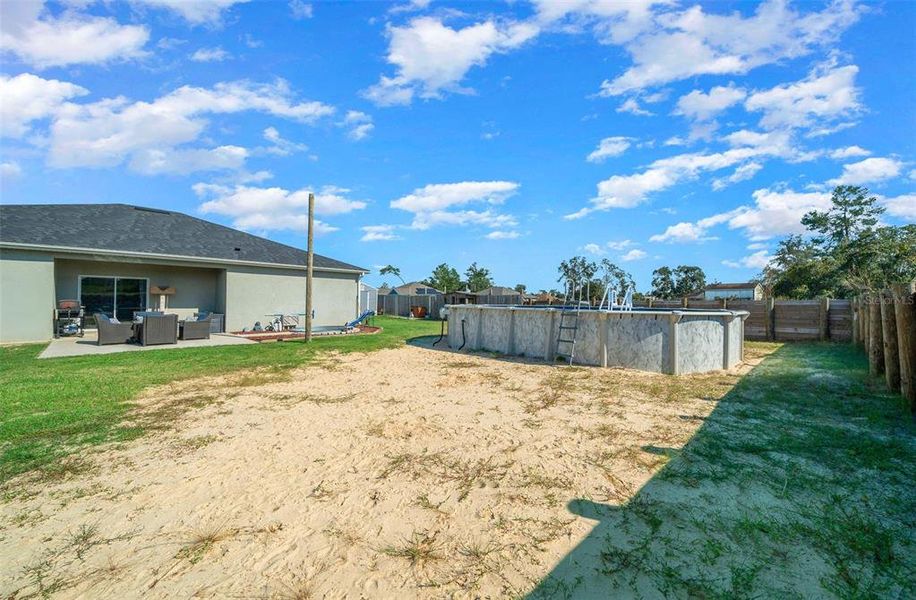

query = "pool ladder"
[556,279,584,365]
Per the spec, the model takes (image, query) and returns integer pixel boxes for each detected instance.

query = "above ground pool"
[446,305,749,375]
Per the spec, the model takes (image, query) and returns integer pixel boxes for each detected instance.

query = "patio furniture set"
[95,312,213,346]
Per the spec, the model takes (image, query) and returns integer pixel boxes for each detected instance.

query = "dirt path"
[1,343,749,599]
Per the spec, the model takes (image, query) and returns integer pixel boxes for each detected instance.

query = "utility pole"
[304,192,315,343]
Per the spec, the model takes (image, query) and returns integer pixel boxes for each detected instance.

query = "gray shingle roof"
[0,203,367,272]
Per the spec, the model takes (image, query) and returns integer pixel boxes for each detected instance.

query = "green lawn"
[0,316,441,483]
[530,342,916,599]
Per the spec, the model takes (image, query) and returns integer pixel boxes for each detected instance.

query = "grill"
[54,299,85,338]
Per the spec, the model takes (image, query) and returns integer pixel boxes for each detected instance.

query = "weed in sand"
[175,524,235,564]
[66,523,101,560]
[415,493,448,514]
[380,531,442,566]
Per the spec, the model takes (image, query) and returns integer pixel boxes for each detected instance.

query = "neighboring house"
[389,282,443,295]
[0,204,367,343]
[475,286,523,298]
[703,282,763,300]
[377,284,391,296]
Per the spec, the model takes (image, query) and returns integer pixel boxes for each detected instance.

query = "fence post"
[892,283,916,414]
[868,293,885,377]
[648,297,654,308]
[682,297,689,308]
[851,297,859,346]
[819,296,830,341]
[765,297,775,341]
[880,289,900,392]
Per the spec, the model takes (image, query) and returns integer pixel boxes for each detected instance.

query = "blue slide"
[346,310,375,329]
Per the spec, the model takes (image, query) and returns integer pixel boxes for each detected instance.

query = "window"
[80,276,148,321]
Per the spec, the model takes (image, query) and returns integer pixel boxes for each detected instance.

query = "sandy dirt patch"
[1,342,749,599]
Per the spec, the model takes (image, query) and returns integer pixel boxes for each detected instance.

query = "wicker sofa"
[179,316,211,341]
[136,313,178,346]
[94,313,134,346]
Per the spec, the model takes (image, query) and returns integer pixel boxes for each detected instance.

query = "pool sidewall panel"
[448,306,744,374]
[677,316,725,374]
[605,313,669,373]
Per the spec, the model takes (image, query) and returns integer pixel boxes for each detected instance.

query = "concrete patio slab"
[38,332,256,359]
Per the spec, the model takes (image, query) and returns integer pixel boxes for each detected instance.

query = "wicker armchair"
[179,317,211,341]
[94,313,134,346]
[137,313,178,346]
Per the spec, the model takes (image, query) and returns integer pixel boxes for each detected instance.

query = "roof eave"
[0,242,369,274]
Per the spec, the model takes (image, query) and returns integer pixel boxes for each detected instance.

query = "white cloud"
[599,0,860,95]
[650,210,739,243]
[47,79,334,173]
[606,239,634,250]
[342,111,374,141]
[616,98,652,116]
[827,157,903,186]
[485,230,520,240]
[582,243,605,255]
[364,16,538,105]
[586,136,631,163]
[261,127,308,156]
[131,0,249,25]
[723,250,772,269]
[130,145,248,175]
[620,248,647,261]
[288,0,313,20]
[0,161,23,179]
[711,161,763,191]
[195,183,366,233]
[654,187,833,244]
[190,46,231,62]
[568,129,804,218]
[829,145,870,160]
[745,63,861,131]
[882,194,916,220]
[0,1,149,68]
[361,224,400,242]
[674,84,745,121]
[390,181,519,230]
[0,73,88,138]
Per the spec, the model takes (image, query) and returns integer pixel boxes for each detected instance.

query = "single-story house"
[703,282,763,300]
[388,282,443,295]
[0,203,368,343]
[475,286,522,299]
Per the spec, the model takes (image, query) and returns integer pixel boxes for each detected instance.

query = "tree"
[557,256,600,303]
[378,265,406,286]
[651,266,675,299]
[425,263,461,294]
[514,284,527,294]
[672,265,706,297]
[598,259,634,293]
[762,186,914,296]
[802,185,883,248]
[465,262,493,292]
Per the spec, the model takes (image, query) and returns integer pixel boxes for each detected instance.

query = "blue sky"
[1,0,914,292]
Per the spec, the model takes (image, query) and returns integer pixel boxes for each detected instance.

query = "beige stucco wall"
[54,259,220,321]
[222,266,359,331]
[0,249,55,344]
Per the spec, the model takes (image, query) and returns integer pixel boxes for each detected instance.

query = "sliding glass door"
[80,276,148,321]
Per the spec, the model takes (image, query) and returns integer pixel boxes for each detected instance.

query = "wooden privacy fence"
[377,294,445,318]
[852,283,916,414]
[377,294,522,317]
[632,297,851,342]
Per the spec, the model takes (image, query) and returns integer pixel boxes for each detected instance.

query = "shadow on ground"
[524,343,915,599]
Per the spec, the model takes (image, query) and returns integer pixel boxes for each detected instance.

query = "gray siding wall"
[0,249,55,343]
[55,259,220,321]
[223,267,358,331]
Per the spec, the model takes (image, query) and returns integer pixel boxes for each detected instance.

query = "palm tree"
[379,265,406,286]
